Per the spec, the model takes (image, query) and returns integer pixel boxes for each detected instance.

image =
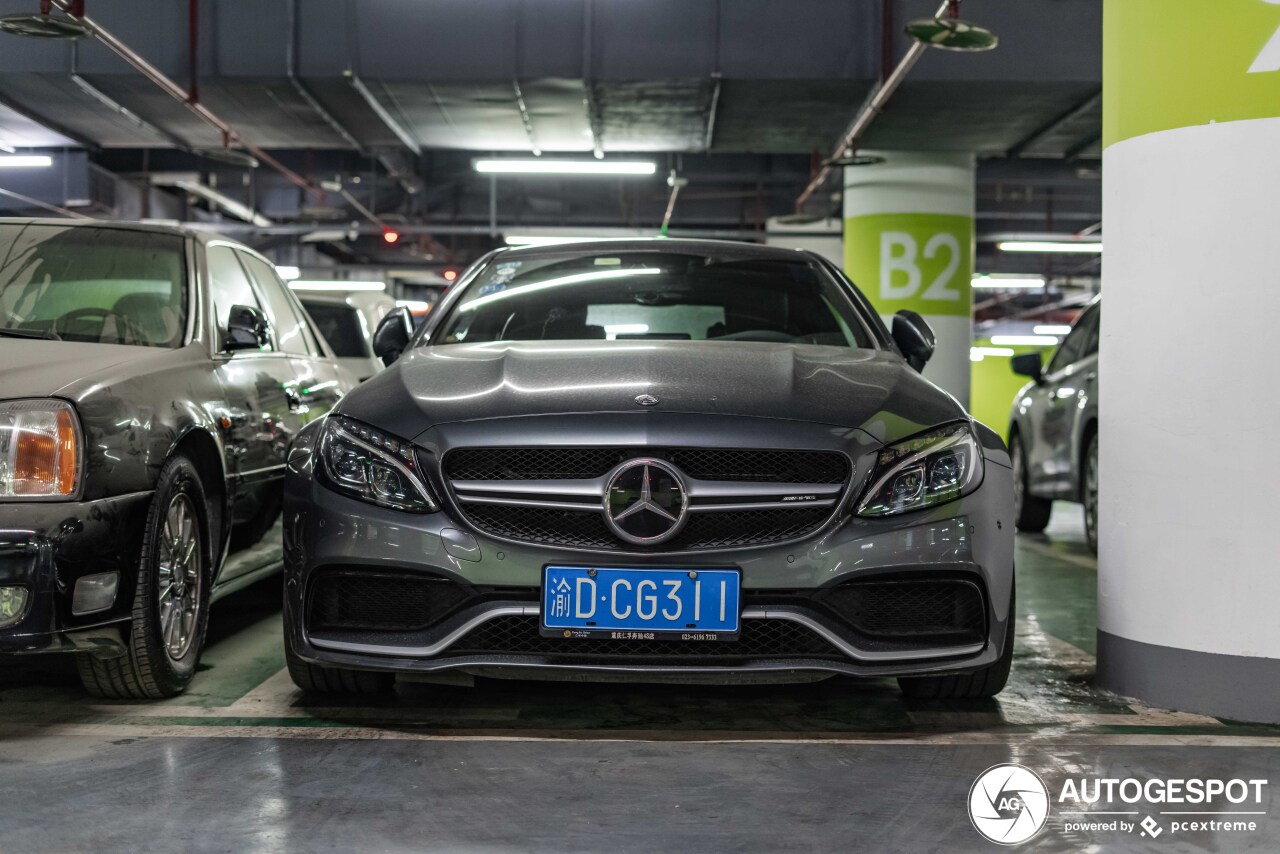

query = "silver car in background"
[1008,296,1101,552]
[298,291,397,386]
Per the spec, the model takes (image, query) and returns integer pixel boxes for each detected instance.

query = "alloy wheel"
[157,492,202,661]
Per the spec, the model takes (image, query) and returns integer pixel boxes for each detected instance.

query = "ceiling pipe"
[794,0,952,213]
[48,0,315,194]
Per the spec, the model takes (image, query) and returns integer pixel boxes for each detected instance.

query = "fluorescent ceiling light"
[990,335,1060,346]
[289,280,386,292]
[275,265,301,281]
[474,159,656,176]
[0,155,52,168]
[972,274,1046,289]
[998,240,1103,254]
[1033,324,1073,335]
[969,346,1016,362]
[396,299,432,312]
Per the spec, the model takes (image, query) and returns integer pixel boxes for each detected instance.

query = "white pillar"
[1097,0,1280,722]
[843,151,974,406]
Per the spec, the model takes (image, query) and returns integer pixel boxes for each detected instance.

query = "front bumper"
[284,439,1016,681]
[0,492,151,654]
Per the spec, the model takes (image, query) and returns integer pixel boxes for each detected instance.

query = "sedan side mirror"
[1010,352,1044,384]
[224,304,270,351]
[373,306,414,366]
[891,310,936,373]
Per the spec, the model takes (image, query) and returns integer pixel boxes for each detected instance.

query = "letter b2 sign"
[845,213,973,317]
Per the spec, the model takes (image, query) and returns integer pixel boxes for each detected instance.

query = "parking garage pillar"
[1097,1,1280,722]
[843,151,975,407]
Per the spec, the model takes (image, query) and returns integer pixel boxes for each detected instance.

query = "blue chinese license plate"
[541,566,741,640]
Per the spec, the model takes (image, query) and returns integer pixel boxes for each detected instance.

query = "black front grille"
[450,615,841,659]
[445,447,849,484]
[668,449,848,484]
[462,503,836,552]
[308,571,472,632]
[446,447,628,481]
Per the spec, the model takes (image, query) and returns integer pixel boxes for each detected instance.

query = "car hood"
[341,341,966,446]
[0,339,183,401]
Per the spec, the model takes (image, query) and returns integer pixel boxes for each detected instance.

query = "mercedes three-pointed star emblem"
[602,458,689,545]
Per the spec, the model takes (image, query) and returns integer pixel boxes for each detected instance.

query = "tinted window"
[207,245,264,346]
[435,251,872,348]
[237,252,312,356]
[301,301,368,358]
[1081,303,1100,357]
[0,224,186,348]
[1046,307,1096,374]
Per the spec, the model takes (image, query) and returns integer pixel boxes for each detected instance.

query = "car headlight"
[856,422,983,517]
[318,415,438,512]
[0,399,82,500]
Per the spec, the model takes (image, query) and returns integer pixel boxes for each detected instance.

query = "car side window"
[207,245,268,349]
[1081,304,1100,358]
[238,252,313,356]
[1045,307,1096,374]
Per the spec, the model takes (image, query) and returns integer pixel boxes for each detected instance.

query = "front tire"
[897,582,1015,700]
[78,454,212,699]
[1081,431,1099,554]
[1011,434,1051,533]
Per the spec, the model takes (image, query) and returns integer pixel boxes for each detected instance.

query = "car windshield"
[0,223,187,348]
[433,249,873,348]
[302,300,369,358]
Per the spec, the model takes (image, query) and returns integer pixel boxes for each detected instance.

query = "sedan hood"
[343,341,966,445]
[0,339,182,401]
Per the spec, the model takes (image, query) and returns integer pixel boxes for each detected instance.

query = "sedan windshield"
[0,224,187,348]
[434,249,873,348]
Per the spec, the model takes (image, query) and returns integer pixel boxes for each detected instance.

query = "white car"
[297,291,398,385]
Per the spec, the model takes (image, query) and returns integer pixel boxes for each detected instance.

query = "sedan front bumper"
[0,492,151,655]
[284,441,1015,681]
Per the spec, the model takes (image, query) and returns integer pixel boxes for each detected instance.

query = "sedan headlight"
[0,399,82,500]
[856,422,983,517]
[318,415,438,512]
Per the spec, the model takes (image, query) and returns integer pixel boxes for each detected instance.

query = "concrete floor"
[1,503,1276,852]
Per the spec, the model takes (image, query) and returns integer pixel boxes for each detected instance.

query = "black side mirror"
[1011,352,1044,384]
[891,310,936,373]
[224,304,270,351]
[373,306,414,366]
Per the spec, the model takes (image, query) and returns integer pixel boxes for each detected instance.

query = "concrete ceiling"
[0,0,1104,299]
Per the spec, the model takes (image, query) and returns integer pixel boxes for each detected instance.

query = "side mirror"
[372,306,413,366]
[891,310,936,373]
[224,304,270,351]
[1011,352,1044,384]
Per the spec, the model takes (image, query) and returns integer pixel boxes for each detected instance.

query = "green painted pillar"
[843,152,975,407]
[1098,0,1280,723]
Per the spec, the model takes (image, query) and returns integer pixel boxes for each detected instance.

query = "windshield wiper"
[0,327,61,341]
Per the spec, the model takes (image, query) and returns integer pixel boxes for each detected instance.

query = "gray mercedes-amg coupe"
[282,240,1016,699]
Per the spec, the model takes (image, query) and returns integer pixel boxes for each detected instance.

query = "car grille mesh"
[449,615,841,658]
[308,571,472,632]
[462,503,835,552]
[815,580,986,640]
[444,446,850,551]
[444,447,849,484]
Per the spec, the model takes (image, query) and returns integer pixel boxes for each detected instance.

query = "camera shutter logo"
[968,764,1050,845]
